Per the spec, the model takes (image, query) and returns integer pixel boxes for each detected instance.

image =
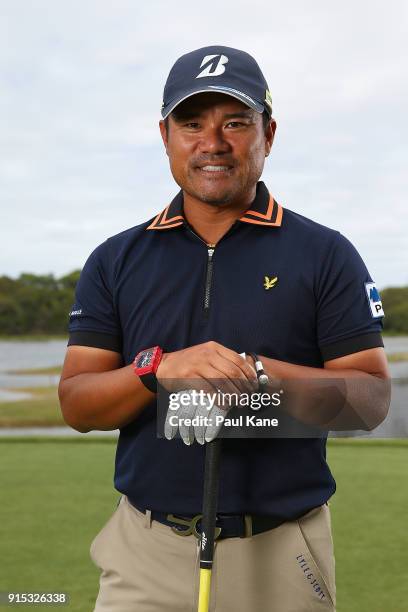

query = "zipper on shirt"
[186,226,216,316]
[204,245,215,314]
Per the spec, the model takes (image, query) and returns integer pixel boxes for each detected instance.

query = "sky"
[1,0,407,288]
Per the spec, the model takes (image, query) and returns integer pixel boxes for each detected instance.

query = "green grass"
[0,387,65,427]
[327,439,408,612]
[387,352,408,362]
[0,438,407,611]
[5,366,62,375]
[0,439,117,611]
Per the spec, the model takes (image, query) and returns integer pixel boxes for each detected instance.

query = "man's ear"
[159,119,169,155]
[265,118,277,157]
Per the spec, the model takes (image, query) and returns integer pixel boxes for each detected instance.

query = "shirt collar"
[146,181,283,230]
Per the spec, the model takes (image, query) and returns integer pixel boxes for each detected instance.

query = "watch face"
[136,351,153,369]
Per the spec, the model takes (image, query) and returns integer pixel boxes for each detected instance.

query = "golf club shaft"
[197,438,222,612]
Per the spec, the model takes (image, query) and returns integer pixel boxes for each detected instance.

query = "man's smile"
[194,164,235,177]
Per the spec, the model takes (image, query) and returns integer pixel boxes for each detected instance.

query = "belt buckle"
[244,515,253,537]
[167,513,222,541]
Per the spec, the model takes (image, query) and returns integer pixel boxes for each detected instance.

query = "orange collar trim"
[146,182,283,230]
[238,195,283,227]
[146,206,184,230]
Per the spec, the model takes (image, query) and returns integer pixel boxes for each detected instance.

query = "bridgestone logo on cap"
[196,54,229,78]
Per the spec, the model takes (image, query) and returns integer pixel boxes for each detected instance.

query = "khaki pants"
[90,495,336,611]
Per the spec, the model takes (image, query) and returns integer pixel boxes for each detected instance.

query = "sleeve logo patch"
[69,308,83,317]
[365,282,384,318]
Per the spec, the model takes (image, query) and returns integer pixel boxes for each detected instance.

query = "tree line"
[0,272,407,336]
[0,271,80,335]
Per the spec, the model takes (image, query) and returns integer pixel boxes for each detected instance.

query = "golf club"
[197,437,222,612]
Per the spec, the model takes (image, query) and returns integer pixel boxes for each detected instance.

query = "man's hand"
[164,388,238,445]
[157,341,257,395]
[158,343,257,445]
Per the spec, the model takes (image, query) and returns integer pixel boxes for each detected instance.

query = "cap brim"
[161,85,264,119]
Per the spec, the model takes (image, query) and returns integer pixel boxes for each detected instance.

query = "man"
[59,46,390,611]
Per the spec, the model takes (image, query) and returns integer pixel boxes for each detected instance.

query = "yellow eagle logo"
[264,276,278,290]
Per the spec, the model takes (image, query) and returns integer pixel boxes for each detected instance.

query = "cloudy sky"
[1,0,407,288]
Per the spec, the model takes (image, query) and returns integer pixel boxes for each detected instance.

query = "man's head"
[159,46,277,206]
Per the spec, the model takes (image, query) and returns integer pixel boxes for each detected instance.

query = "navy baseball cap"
[161,45,273,119]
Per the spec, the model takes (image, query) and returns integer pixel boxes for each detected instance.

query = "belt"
[128,497,288,541]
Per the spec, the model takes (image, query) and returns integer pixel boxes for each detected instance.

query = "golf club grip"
[200,438,222,568]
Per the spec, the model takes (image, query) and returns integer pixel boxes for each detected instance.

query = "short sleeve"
[316,232,384,361]
[67,240,122,353]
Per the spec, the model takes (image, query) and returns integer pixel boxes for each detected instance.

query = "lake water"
[0,339,67,393]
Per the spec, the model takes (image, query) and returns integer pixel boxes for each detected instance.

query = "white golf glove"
[164,352,260,445]
[165,388,234,445]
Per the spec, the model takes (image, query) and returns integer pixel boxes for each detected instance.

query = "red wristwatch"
[133,346,163,393]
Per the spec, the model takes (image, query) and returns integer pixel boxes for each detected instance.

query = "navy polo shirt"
[68,181,384,518]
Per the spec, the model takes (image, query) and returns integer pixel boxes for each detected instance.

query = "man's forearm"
[58,364,154,432]
[260,356,391,431]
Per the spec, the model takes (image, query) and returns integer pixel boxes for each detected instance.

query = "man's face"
[159,93,276,206]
